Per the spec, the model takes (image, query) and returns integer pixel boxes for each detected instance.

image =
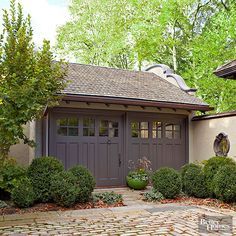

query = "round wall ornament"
[213,132,230,157]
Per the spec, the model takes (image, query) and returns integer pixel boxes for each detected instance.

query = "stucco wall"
[191,115,236,163]
[8,121,37,166]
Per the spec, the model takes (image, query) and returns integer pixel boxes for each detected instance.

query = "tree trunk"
[172,45,177,72]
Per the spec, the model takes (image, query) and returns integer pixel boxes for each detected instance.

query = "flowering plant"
[127,157,152,181]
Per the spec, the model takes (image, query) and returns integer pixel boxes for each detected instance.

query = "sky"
[0,0,69,46]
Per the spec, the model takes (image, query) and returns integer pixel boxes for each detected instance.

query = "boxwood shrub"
[11,177,35,208]
[152,167,182,199]
[50,171,79,207]
[27,156,64,202]
[203,156,236,196]
[212,165,236,203]
[69,165,95,202]
[182,164,209,198]
[180,163,200,180]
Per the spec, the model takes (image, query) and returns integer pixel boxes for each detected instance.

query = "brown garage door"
[127,114,187,173]
[49,110,188,187]
[49,111,124,187]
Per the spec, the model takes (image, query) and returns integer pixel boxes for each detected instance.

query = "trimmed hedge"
[212,165,236,203]
[11,177,35,208]
[182,164,209,198]
[27,157,64,202]
[152,167,182,199]
[180,163,200,180]
[69,165,95,202]
[203,156,236,196]
[50,171,79,207]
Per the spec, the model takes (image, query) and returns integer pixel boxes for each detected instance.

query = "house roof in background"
[61,63,211,111]
[214,60,236,79]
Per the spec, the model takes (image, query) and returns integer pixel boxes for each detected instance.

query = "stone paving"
[0,188,235,235]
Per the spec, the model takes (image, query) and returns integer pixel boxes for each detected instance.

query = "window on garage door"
[83,118,95,136]
[57,117,79,136]
[165,123,181,139]
[131,121,149,138]
[99,120,119,137]
[152,121,162,139]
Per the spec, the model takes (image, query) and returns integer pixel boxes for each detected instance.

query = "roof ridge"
[68,62,153,75]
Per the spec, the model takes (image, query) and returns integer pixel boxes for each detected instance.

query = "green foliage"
[27,156,64,202]
[0,159,26,194]
[11,177,35,208]
[50,171,79,207]
[0,0,66,160]
[152,167,182,199]
[93,191,123,205]
[69,165,95,203]
[57,0,236,112]
[203,156,236,196]
[182,164,209,198]
[180,163,201,181]
[143,189,164,202]
[212,165,236,203]
[127,169,149,182]
[0,200,8,208]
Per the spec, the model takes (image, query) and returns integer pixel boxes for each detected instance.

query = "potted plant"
[126,157,152,190]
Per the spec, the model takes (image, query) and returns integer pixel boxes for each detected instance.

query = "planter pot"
[126,176,148,190]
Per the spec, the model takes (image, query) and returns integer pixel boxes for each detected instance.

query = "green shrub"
[0,159,26,196]
[212,165,236,203]
[93,191,123,205]
[203,156,236,196]
[50,171,79,207]
[152,167,182,199]
[0,200,8,208]
[69,165,95,202]
[143,189,164,202]
[180,163,200,180]
[11,177,35,208]
[182,164,209,198]
[27,156,64,202]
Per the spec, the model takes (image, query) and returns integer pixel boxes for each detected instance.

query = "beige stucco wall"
[8,122,36,166]
[191,116,236,163]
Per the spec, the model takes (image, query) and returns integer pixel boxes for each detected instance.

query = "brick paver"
[0,188,235,235]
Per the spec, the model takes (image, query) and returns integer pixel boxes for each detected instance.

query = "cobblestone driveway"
[0,188,235,235]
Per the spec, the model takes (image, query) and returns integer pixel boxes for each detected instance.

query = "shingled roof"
[61,63,211,111]
[214,60,236,79]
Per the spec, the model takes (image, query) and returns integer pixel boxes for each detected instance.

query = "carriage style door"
[96,116,123,186]
[49,110,187,187]
[50,111,124,187]
[128,114,187,174]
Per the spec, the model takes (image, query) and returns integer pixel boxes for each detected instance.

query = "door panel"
[51,112,124,187]
[56,143,66,167]
[96,117,123,186]
[67,143,79,169]
[128,115,187,173]
[109,143,120,179]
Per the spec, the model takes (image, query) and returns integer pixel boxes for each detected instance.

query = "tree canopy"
[0,0,66,160]
[57,0,236,112]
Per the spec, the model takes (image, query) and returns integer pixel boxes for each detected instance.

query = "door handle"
[107,139,111,144]
[118,154,121,167]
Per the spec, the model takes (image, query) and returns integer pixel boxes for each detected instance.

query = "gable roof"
[61,63,211,111]
[214,60,236,79]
